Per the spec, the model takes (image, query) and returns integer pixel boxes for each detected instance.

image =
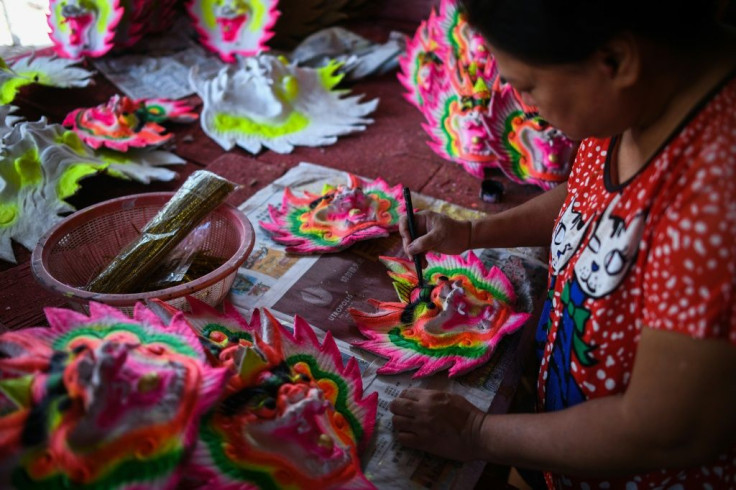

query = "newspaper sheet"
[231,162,548,489]
[93,27,224,100]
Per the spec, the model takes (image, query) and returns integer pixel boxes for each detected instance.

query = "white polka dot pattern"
[539,76,736,489]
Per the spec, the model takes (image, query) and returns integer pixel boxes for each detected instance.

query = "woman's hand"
[399,211,472,257]
[389,388,488,462]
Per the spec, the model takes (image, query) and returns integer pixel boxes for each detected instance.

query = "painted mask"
[47,0,181,57]
[487,86,576,190]
[438,0,496,90]
[63,95,198,151]
[424,88,496,179]
[350,252,530,377]
[190,54,378,154]
[457,103,492,156]
[0,55,94,105]
[0,329,53,479]
[399,0,575,189]
[406,1,499,179]
[0,105,21,139]
[157,298,377,489]
[47,0,123,59]
[260,173,405,254]
[187,0,280,62]
[0,302,226,488]
[398,10,449,111]
[0,119,100,263]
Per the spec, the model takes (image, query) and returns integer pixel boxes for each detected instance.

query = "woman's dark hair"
[459,0,721,64]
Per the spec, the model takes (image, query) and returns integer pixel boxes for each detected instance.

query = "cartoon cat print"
[574,195,646,298]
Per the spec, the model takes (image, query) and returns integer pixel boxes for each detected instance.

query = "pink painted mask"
[63,95,198,151]
[423,88,497,179]
[215,9,248,43]
[487,86,576,190]
[47,0,123,59]
[47,0,181,58]
[187,0,280,62]
[0,331,53,474]
[398,9,450,112]
[260,173,405,254]
[64,10,93,46]
[0,302,226,489]
[160,298,378,489]
[457,107,493,157]
[441,1,498,96]
[350,252,531,378]
[399,0,575,188]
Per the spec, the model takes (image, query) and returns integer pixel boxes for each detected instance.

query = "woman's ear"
[594,33,641,90]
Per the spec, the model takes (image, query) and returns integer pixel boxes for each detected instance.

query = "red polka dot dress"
[536,73,736,489]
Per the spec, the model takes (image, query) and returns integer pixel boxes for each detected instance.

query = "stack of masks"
[0,300,378,489]
[47,0,181,59]
[398,0,576,189]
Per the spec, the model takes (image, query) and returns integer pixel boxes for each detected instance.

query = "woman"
[390,0,736,488]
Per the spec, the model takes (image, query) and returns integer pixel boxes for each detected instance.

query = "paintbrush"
[402,187,426,290]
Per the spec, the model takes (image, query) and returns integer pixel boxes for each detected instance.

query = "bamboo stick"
[87,170,237,294]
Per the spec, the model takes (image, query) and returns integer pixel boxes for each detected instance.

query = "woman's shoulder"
[682,66,736,142]
[660,70,736,176]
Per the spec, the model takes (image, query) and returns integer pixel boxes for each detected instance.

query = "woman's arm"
[401,182,568,256]
[391,327,736,475]
[470,181,568,249]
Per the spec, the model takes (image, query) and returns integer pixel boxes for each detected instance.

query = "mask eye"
[605,249,625,275]
[588,236,601,253]
[553,223,566,245]
[247,395,277,418]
